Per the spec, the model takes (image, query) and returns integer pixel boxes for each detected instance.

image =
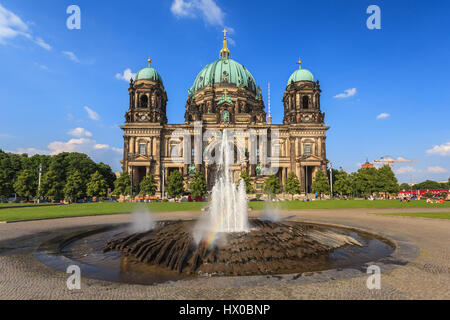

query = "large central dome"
[189,30,259,96]
[190,59,258,95]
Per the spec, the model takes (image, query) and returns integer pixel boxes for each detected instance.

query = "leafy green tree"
[0,169,14,199]
[285,172,301,199]
[64,171,84,203]
[40,169,64,201]
[139,174,157,196]
[311,170,330,198]
[263,175,281,199]
[376,165,399,194]
[352,167,378,197]
[333,170,352,196]
[13,169,37,200]
[167,170,185,198]
[412,180,444,191]
[189,171,207,199]
[96,162,116,190]
[87,171,109,199]
[239,170,254,194]
[399,183,411,191]
[114,172,132,196]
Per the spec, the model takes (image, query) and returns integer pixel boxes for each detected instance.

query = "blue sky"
[0,0,449,183]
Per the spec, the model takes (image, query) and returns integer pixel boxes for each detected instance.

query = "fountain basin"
[35,220,394,285]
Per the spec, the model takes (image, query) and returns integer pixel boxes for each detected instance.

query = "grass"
[0,202,206,222]
[248,199,450,211]
[0,200,449,222]
[374,212,450,220]
[0,203,60,208]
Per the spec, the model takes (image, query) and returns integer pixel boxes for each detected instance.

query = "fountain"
[209,130,248,233]
[100,130,385,277]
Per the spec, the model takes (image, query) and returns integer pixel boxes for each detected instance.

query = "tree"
[311,170,330,198]
[140,174,157,196]
[239,170,254,194]
[40,169,64,201]
[189,171,207,199]
[285,172,301,199]
[64,171,84,203]
[399,183,411,191]
[13,169,37,200]
[167,170,185,198]
[0,169,14,199]
[113,172,131,196]
[87,171,108,199]
[352,167,378,197]
[96,162,116,190]
[333,170,352,196]
[376,165,399,194]
[263,175,281,199]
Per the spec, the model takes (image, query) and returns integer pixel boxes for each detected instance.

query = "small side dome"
[135,58,163,82]
[287,60,314,86]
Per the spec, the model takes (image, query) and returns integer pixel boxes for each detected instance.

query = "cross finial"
[148,58,152,67]
[298,59,302,69]
[223,29,227,39]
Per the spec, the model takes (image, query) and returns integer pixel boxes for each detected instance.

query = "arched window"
[302,96,309,109]
[140,95,148,108]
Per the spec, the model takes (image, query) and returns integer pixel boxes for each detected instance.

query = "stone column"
[130,136,135,154]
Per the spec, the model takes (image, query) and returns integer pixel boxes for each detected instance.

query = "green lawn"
[0,202,206,222]
[374,212,450,220]
[248,199,450,211]
[0,203,60,208]
[0,200,449,222]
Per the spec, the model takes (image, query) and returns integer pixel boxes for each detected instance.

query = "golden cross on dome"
[148,58,152,67]
[223,29,228,39]
[298,59,302,69]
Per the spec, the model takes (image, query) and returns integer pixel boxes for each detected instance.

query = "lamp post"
[162,166,165,200]
[37,163,42,203]
[329,162,333,199]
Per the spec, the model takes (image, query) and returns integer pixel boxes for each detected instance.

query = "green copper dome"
[190,58,258,95]
[287,61,314,85]
[135,67,162,82]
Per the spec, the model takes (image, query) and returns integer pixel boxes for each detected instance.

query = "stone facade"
[121,35,329,196]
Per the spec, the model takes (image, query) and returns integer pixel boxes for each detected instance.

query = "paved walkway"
[0,208,449,300]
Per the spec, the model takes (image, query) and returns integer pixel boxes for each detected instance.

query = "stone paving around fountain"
[0,208,449,300]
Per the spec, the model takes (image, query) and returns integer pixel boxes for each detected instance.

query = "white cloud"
[84,106,100,121]
[0,4,51,49]
[377,113,391,120]
[171,0,225,26]
[13,147,50,155]
[427,166,448,173]
[34,63,49,71]
[115,68,135,82]
[8,138,122,171]
[395,166,418,175]
[62,51,80,63]
[334,88,357,99]
[427,142,450,156]
[34,37,51,50]
[0,4,29,43]
[68,127,92,138]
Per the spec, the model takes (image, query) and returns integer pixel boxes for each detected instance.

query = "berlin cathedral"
[121,31,329,196]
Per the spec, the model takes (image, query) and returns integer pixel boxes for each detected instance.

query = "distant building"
[361,159,374,169]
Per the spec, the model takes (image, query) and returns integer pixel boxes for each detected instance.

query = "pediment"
[134,155,151,161]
